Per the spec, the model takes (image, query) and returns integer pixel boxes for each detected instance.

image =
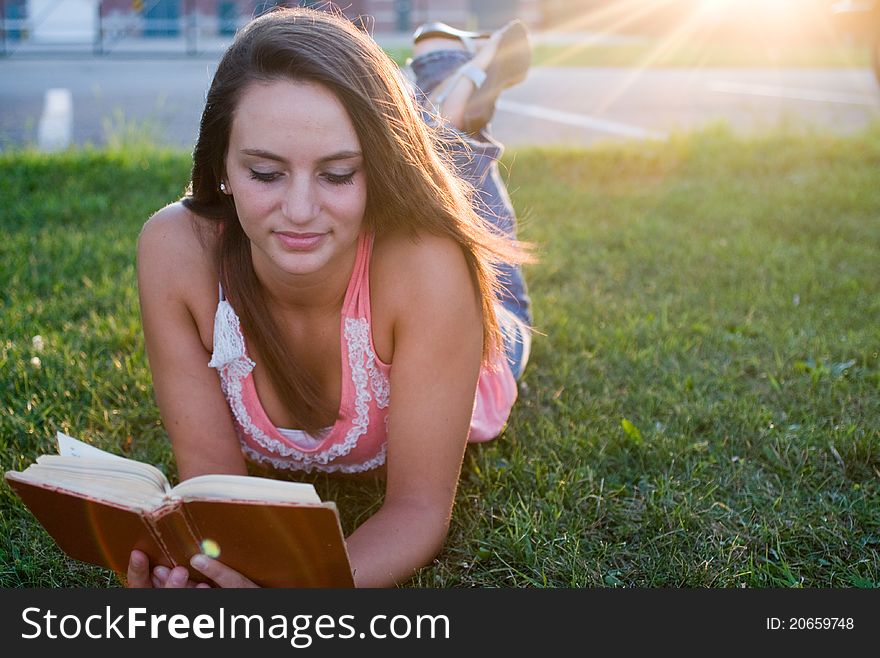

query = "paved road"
[498,66,880,146]
[1,57,878,150]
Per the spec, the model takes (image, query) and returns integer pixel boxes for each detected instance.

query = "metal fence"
[0,0,524,56]
[0,0,296,56]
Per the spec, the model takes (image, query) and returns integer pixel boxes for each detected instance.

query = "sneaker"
[412,22,490,54]
[462,19,532,134]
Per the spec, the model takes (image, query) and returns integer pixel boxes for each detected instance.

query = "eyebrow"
[240,148,362,164]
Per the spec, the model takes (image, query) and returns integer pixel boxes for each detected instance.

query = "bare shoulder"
[137,202,221,351]
[138,202,219,294]
[139,202,217,266]
[371,230,479,318]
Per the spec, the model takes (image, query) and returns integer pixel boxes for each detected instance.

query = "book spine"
[150,501,202,567]
[141,514,177,567]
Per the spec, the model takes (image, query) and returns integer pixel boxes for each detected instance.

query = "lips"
[274,231,327,251]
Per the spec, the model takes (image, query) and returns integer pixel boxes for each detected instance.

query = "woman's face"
[224,79,367,281]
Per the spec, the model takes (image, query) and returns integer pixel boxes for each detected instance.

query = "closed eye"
[249,170,280,183]
[323,172,356,186]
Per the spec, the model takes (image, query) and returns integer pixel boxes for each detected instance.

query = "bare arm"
[137,204,247,480]
[344,234,484,587]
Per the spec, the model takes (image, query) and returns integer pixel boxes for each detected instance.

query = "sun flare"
[700,0,800,12]
[545,0,841,114]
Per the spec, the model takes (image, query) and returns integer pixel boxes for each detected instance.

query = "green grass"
[386,41,872,69]
[1,122,879,587]
[531,41,872,69]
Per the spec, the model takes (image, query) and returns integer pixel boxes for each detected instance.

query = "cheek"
[330,183,368,227]
[231,181,276,220]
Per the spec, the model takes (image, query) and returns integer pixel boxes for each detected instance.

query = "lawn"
[531,41,873,69]
[1,122,878,587]
[385,41,873,69]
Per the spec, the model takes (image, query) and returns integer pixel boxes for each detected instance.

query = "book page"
[56,432,128,461]
[8,458,168,511]
[34,455,169,493]
[54,432,170,492]
[172,474,321,504]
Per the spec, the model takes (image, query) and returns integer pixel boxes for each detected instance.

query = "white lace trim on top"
[242,442,387,474]
[208,299,255,373]
[208,299,390,473]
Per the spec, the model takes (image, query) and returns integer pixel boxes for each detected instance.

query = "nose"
[281,175,320,225]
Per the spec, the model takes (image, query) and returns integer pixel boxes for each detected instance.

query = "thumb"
[190,554,259,588]
[126,550,153,588]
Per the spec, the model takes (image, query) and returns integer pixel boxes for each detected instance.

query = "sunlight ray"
[548,0,672,33]
[540,0,679,68]
[591,2,720,115]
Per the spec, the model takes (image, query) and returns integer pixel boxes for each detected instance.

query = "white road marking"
[708,81,879,106]
[496,99,667,140]
[37,88,73,151]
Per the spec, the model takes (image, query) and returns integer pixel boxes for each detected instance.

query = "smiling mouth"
[274,231,327,251]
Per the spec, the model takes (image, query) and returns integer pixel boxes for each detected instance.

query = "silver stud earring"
[220,181,229,194]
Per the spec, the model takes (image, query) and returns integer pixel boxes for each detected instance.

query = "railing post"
[1,0,7,57]
[94,0,104,56]
[186,0,196,55]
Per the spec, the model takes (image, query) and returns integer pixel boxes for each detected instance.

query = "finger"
[152,565,171,586]
[190,554,258,588]
[164,566,191,589]
[126,550,152,588]
[156,564,205,588]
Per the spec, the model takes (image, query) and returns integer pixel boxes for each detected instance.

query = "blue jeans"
[409,49,533,380]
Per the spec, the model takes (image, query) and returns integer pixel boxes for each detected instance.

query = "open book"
[5,433,353,587]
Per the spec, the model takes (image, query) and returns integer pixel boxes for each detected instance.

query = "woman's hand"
[126,549,259,588]
[126,550,206,588]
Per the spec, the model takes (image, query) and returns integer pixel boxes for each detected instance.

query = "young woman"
[128,7,533,588]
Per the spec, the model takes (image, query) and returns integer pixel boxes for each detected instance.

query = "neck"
[251,240,359,316]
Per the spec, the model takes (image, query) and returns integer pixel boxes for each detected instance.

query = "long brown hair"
[183,6,529,433]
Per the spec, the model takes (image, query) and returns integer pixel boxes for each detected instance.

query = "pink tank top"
[208,232,517,474]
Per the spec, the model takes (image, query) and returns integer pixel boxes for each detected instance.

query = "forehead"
[229,79,360,155]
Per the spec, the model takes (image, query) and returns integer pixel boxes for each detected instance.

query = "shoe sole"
[412,22,490,44]
[463,20,532,133]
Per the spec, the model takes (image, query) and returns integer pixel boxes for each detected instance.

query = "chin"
[275,254,329,276]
